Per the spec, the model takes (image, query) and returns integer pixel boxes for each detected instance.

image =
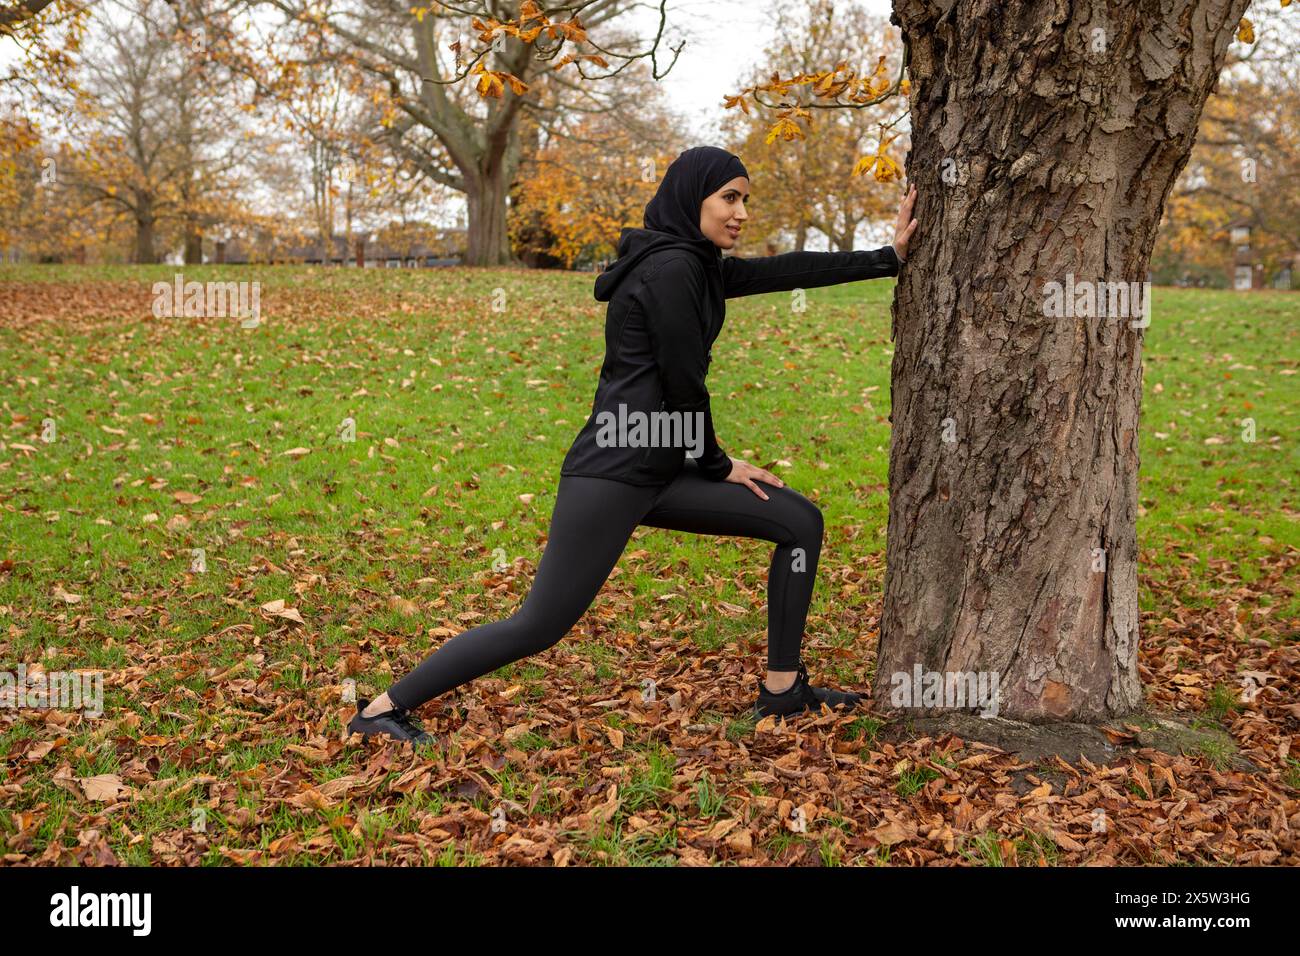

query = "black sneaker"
[346,697,435,745]
[750,662,863,718]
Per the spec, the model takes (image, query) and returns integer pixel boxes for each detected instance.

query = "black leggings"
[384,459,824,711]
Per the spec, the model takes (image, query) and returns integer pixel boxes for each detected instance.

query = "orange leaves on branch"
[545,18,589,45]
[470,6,586,46]
[722,92,751,115]
[764,110,811,144]
[1236,18,1255,43]
[861,55,891,97]
[725,53,907,143]
[812,62,854,99]
[471,61,528,99]
[727,57,905,111]
[470,15,506,44]
[553,52,610,72]
[852,133,902,183]
[452,5,587,95]
[562,51,609,70]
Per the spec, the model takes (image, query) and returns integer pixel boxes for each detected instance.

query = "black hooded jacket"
[558,226,902,486]
[560,145,901,486]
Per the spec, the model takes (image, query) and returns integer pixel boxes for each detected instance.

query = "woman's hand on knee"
[723,457,784,500]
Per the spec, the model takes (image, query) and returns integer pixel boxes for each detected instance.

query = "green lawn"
[0,264,1295,865]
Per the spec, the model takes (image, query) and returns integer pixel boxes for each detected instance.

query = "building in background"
[210,229,465,267]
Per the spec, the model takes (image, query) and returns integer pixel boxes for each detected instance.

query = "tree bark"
[184,216,203,265]
[877,0,1250,722]
[464,149,520,267]
[135,197,157,265]
[0,0,56,35]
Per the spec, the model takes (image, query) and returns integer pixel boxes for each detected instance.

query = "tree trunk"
[184,218,203,265]
[135,200,157,265]
[877,0,1250,722]
[465,162,517,266]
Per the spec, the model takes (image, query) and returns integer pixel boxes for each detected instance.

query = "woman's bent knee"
[503,606,574,656]
[780,490,824,546]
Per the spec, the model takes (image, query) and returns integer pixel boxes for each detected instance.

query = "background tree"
[0,130,119,260]
[185,0,690,266]
[508,76,685,269]
[45,0,251,262]
[1154,6,1299,284]
[723,1,906,253]
[0,0,90,97]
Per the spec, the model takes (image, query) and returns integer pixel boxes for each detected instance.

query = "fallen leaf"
[81,773,129,802]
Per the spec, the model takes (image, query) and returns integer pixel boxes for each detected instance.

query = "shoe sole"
[748,699,863,720]
[346,721,436,746]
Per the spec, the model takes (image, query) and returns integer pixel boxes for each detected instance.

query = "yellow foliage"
[723,93,752,115]
[852,133,902,183]
[470,60,528,98]
[765,117,806,144]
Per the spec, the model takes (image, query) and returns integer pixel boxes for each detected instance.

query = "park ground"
[0,264,1296,865]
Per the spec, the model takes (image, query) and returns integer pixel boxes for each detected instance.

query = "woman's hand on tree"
[723,457,784,500]
[893,184,918,262]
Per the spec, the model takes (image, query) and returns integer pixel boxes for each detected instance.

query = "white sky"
[638,0,896,142]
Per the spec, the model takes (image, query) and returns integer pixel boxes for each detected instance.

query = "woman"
[348,146,919,744]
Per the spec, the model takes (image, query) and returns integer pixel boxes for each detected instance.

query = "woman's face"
[699,176,749,250]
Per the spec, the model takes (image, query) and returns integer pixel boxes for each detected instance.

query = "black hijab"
[594,145,749,303]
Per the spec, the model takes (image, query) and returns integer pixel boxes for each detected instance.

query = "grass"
[0,264,1295,865]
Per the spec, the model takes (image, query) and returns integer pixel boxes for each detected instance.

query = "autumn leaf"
[52,585,82,604]
[260,599,305,624]
[765,117,805,144]
[387,595,419,617]
[81,773,130,802]
[871,820,911,845]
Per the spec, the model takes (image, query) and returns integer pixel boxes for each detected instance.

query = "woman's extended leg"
[637,459,825,677]
[381,475,656,711]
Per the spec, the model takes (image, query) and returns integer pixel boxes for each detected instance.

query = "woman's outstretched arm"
[721,186,918,299]
[720,245,900,298]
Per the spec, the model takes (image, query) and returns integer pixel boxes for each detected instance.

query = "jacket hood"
[593,227,722,302]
